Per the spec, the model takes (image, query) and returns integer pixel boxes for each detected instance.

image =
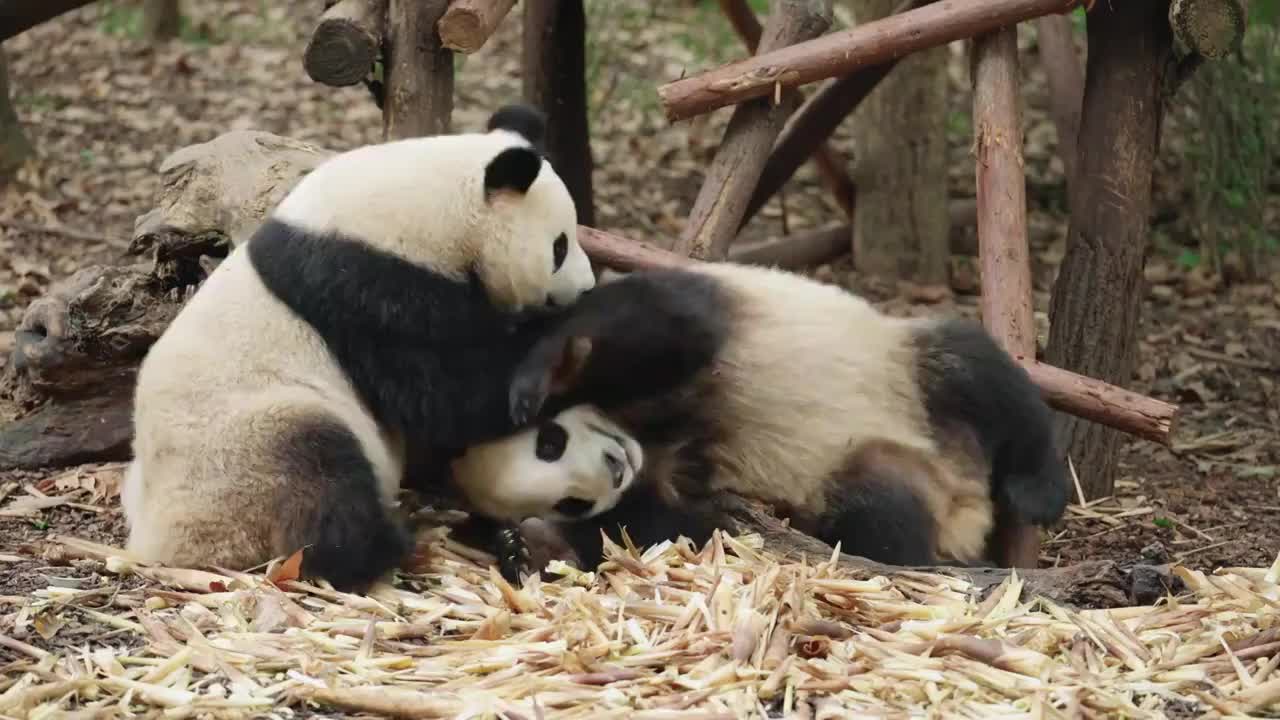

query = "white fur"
[272,129,595,310]
[124,123,595,573]
[450,405,644,523]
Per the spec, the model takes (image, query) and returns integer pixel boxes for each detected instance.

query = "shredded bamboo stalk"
[0,535,1275,717]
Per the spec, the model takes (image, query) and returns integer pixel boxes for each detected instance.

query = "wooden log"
[382,0,453,139]
[674,0,833,260]
[141,0,181,41]
[719,0,855,222]
[740,0,933,227]
[728,224,850,269]
[303,0,387,87]
[1034,14,1083,189]
[1046,0,1176,500]
[577,225,1179,446]
[658,0,1082,123]
[438,0,516,53]
[1169,0,1248,59]
[0,0,97,43]
[523,0,595,226]
[971,25,1038,569]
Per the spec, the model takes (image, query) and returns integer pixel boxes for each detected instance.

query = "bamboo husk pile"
[2,531,1279,718]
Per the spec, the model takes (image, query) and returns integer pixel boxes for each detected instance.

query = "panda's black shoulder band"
[487,104,547,151]
[484,146,543,197]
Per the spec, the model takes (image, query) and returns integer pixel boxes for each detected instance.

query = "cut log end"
[438,0,517,54]
[1169,0,1248,59]
[303,0,388,87]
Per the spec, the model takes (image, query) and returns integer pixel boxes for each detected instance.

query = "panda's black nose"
[553,497,594,517]
[604,452,625,487]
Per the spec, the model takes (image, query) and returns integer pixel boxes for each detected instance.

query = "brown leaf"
[269,548,305,586]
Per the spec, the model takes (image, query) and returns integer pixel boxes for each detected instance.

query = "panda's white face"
[450,404,643,523]
[269,125,596,313]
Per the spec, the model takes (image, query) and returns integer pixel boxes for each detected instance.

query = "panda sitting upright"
[122,104,596,592]
[469,261,1069,572]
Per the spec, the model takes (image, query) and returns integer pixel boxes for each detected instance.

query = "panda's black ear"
[487,104,547,151]
[484,146,543,198]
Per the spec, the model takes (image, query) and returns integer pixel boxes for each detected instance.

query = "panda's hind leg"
[813,439,938,567]
[261,411,413,593]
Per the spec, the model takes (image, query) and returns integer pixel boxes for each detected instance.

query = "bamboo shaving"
[0,532,1277,718]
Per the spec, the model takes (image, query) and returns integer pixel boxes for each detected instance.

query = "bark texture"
[971,26,1037,568]
[1046,1,1175,500]
[657,0,1083,121]
[303,0,387,87]
[847,0,949,285]
[522,0,595,226]
[438,0,517,53]
[382,0,453,139]
[674,0,833,260]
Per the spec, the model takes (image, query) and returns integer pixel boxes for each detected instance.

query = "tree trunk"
[1046,1,1173,501]
[142,0,181,41]
[522,0,594,226]
[847,0,949,286]
[1034,14,1083,190]
[382,0,453,140]
[0,48,32,184]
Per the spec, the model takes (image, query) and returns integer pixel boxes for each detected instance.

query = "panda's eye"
[552,233,568,272]
[535,421,568,461]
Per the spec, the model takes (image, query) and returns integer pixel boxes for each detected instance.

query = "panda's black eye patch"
[552,233,568,272]
[553,497,594,517]
[535,421,568,461]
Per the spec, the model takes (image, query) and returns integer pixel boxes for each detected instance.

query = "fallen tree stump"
[710,492,1182,608]
[658,0,1083,122]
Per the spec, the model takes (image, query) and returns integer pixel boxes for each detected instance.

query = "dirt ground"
[0,1,1277,595]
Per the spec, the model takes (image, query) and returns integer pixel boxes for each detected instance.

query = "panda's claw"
[508,375,547,427]
[495,526,530,584]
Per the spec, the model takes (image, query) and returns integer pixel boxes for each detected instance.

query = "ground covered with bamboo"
[3,516,1280,718]
[0,1,1278,716]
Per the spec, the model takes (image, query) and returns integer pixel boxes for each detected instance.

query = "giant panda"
[491,261,1069,572]
[121,104,596,593]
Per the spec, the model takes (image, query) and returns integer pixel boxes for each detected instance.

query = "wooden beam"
[382,0,453,139]
[674,0,833,260]
[303,0,387,87]
[719,0,855,222]
[658,0,1083,122]
[740,0,932,229]
[438,0,517,54]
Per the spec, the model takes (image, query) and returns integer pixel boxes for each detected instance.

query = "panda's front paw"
[495,525,531,584]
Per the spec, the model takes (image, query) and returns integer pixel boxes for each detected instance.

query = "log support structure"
[382,0,454,139]
[438,0,517,54]
[674,0,833,260]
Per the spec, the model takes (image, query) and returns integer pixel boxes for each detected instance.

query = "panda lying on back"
[122,105,596,592]
[451,261,1069,573]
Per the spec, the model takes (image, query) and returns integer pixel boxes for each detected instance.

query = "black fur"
[484,146,544,197]
[812,445,937,566]
[509,268,733,427]
[249,218,558,449]
[486,104,548,151]
[554,480,723,571]
[275,415,413,593]
[913,319,1069,526]
[449,514,530,583]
